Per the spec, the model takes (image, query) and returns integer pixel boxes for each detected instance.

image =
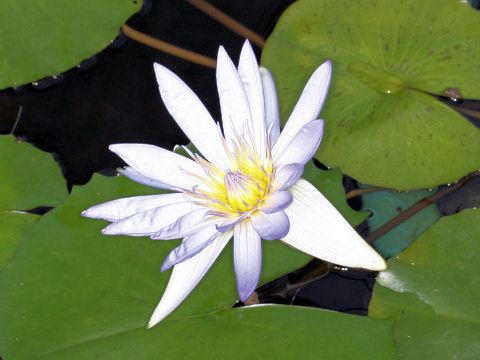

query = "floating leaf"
[361,186,441,257]
[8,306,396,360]
[0,211,39,271]
[262,0,480,190]
[0,174,319,359]
[369,209,480,359]
[0,136,68,210]
[0,0,141,89]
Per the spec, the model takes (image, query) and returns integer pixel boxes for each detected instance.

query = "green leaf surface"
[0,0,141,89]
[361,187,441,257]
[0,174,319,359]
[303,161,369,227]
[262,0,480,190]
[369,209,480,359]
[0,136,68,210]
[29,306,396,360]
[0,211,40,272]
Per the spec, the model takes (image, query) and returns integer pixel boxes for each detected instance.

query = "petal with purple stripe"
[233,219,262,301]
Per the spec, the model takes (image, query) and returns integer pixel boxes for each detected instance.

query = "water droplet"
[31,75,64,90]
[109,30,127,48]
[77,55,98,71]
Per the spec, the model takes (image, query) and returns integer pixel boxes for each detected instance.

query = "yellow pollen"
[184,130,273,218]
[224,170,264,212]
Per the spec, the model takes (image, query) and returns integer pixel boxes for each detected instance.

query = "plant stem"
[185,0,265,47]
[366,171,480,244]
[345,186,387,200]
[121,24,217,68]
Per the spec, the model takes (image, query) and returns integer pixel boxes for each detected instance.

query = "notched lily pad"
[0,0,141,89]
[0,135,68,210]
[369,209,480,359]
[0,211,40,271]
[0,173,313,359]
[262,0,480,190]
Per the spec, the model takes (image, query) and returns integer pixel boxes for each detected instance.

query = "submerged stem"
[185,0,265,47]
[121,24,217,68]
[345,186,387,200]
[366,171,480,244]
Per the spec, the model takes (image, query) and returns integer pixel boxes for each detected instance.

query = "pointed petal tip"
[240,39,255,56]
[239,288,255,302]
[101,225,116,235]
[153,62,170,78]
[217,45,227,58]
[146,317,159,329]
[370,255,387,271]
[108,143,126,155]
[160,257,173,272]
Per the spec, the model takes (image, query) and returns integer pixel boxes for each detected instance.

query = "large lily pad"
[0,173,319,359]
[20,306,395,360]
[262,0,480,190]
[369,209,480,359]
[0,136,68,210]
[0,211,40,272]
[0,0,141,89]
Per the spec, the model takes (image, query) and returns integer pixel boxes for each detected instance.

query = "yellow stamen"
[184,130,273,218]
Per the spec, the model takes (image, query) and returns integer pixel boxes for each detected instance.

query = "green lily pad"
[369,209,480,359]
[261,0,480,190]
[0,136,68,210]
[360,186,441,257]
[0,173,317,359]
[0,211,40,272]
[0,0,141,89]
[17,306,396,360]
[303,161,369,227]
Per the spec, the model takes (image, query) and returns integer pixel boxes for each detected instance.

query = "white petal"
[109,143,204,191]
[82,193,187,222]
[271,163,304,191]
[102,201,199,236]
[216,46,252,149]
[273,60,332,158]
[274,119,324,167]
[148,229,233,328]
[233,219,262,301]
[118,167,172,190]
[282,179,386,271]
[238,41,267,159]
[260,67,280,145]
[150,207,211,240]
[161,226,219,271]
[250,210,290,241]
[260,191,293,214]
[154,63,230,170]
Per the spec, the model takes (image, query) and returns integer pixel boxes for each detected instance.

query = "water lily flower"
[82,40,386,328]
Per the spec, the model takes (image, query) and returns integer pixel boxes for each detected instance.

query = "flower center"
[184,130,273,217]
[224,169,266,212]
